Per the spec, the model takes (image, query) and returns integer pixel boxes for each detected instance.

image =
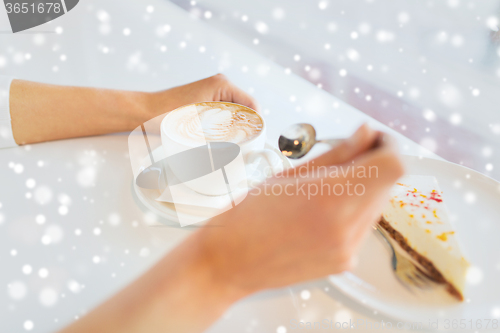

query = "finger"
[221,81,260,112]
[277,124,379,177]
[343,133,404,224]
[312,124,381,166]
[347,132,403,189]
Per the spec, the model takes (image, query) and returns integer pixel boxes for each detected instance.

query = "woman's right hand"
[59,124,405,333]
[194,124,405,297]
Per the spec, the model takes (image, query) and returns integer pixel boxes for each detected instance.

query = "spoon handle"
[316,138,344,146]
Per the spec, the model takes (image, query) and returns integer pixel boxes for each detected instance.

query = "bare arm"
[59,232,241,333]
[8,73,258,332]
[59,125,404,333]
[10,74,258,144]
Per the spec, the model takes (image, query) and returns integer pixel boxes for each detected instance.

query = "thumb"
[349,132,405,200]
[304,123,381,167]
[278,124,379,178]
[219,79,260,112]
[342,133,405,233]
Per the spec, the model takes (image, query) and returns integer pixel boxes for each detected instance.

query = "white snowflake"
[43,225,64,244]
[34,186,53,205]
[277,325,287,333]
[464,192,476,204]
[67,280,82,294]
[318,0,328,10]
[23,320,34,331]
[39,288,58,307]
[7,281,27,300]
[22,265,32,275]
[272,8,285,20]
[466,266,483,284]
[376,30,395,43]
[35,214,46,225]
[37,268,49,279]
[108,213,121,226]
[255,21,269,34]
[300,289,311,300]
[25,179,36,189]
[139,247,151,257]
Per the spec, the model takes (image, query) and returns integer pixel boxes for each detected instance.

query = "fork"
[373,223,434,290]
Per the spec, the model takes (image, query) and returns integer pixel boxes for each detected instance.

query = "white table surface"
[0,0,436,332]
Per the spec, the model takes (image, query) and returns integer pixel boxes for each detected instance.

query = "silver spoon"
[278,123,344,159]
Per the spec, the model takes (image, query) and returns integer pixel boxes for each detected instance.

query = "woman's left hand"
[149,73,260,115]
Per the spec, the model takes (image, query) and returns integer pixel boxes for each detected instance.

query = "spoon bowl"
[278,123,317,159]
[278,123,344,159]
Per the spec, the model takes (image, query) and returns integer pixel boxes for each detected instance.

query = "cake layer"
[379,217,462,300]
[381,175,469,300]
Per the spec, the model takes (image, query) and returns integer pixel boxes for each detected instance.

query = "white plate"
[329,155,500,329]
[133,143,292,225]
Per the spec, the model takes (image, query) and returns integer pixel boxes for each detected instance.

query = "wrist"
[129,91,156,126]
[193,215,261,301]
[146,86,200,120]
[184,230,249,306]
[145,228,248,331]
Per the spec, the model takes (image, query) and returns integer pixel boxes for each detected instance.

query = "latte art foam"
[165,102,263,146]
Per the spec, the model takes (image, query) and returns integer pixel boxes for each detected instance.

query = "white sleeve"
[0,76,18,149]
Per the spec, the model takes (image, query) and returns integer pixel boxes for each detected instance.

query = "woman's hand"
[60,125,404,333]
[10,74,257,144]
[149,74,259,115]
[12,75,404,333]
[196,124,404,295]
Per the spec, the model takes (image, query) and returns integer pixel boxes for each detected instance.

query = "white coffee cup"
[160,102,283,196]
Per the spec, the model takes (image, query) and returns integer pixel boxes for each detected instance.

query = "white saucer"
[133,143,292,225]
[329,155,500,329]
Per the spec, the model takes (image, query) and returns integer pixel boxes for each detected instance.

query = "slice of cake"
[379,175,470,301]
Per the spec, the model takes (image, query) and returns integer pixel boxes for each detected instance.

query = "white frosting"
[164,103,263,146]
[382,175,470,295]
